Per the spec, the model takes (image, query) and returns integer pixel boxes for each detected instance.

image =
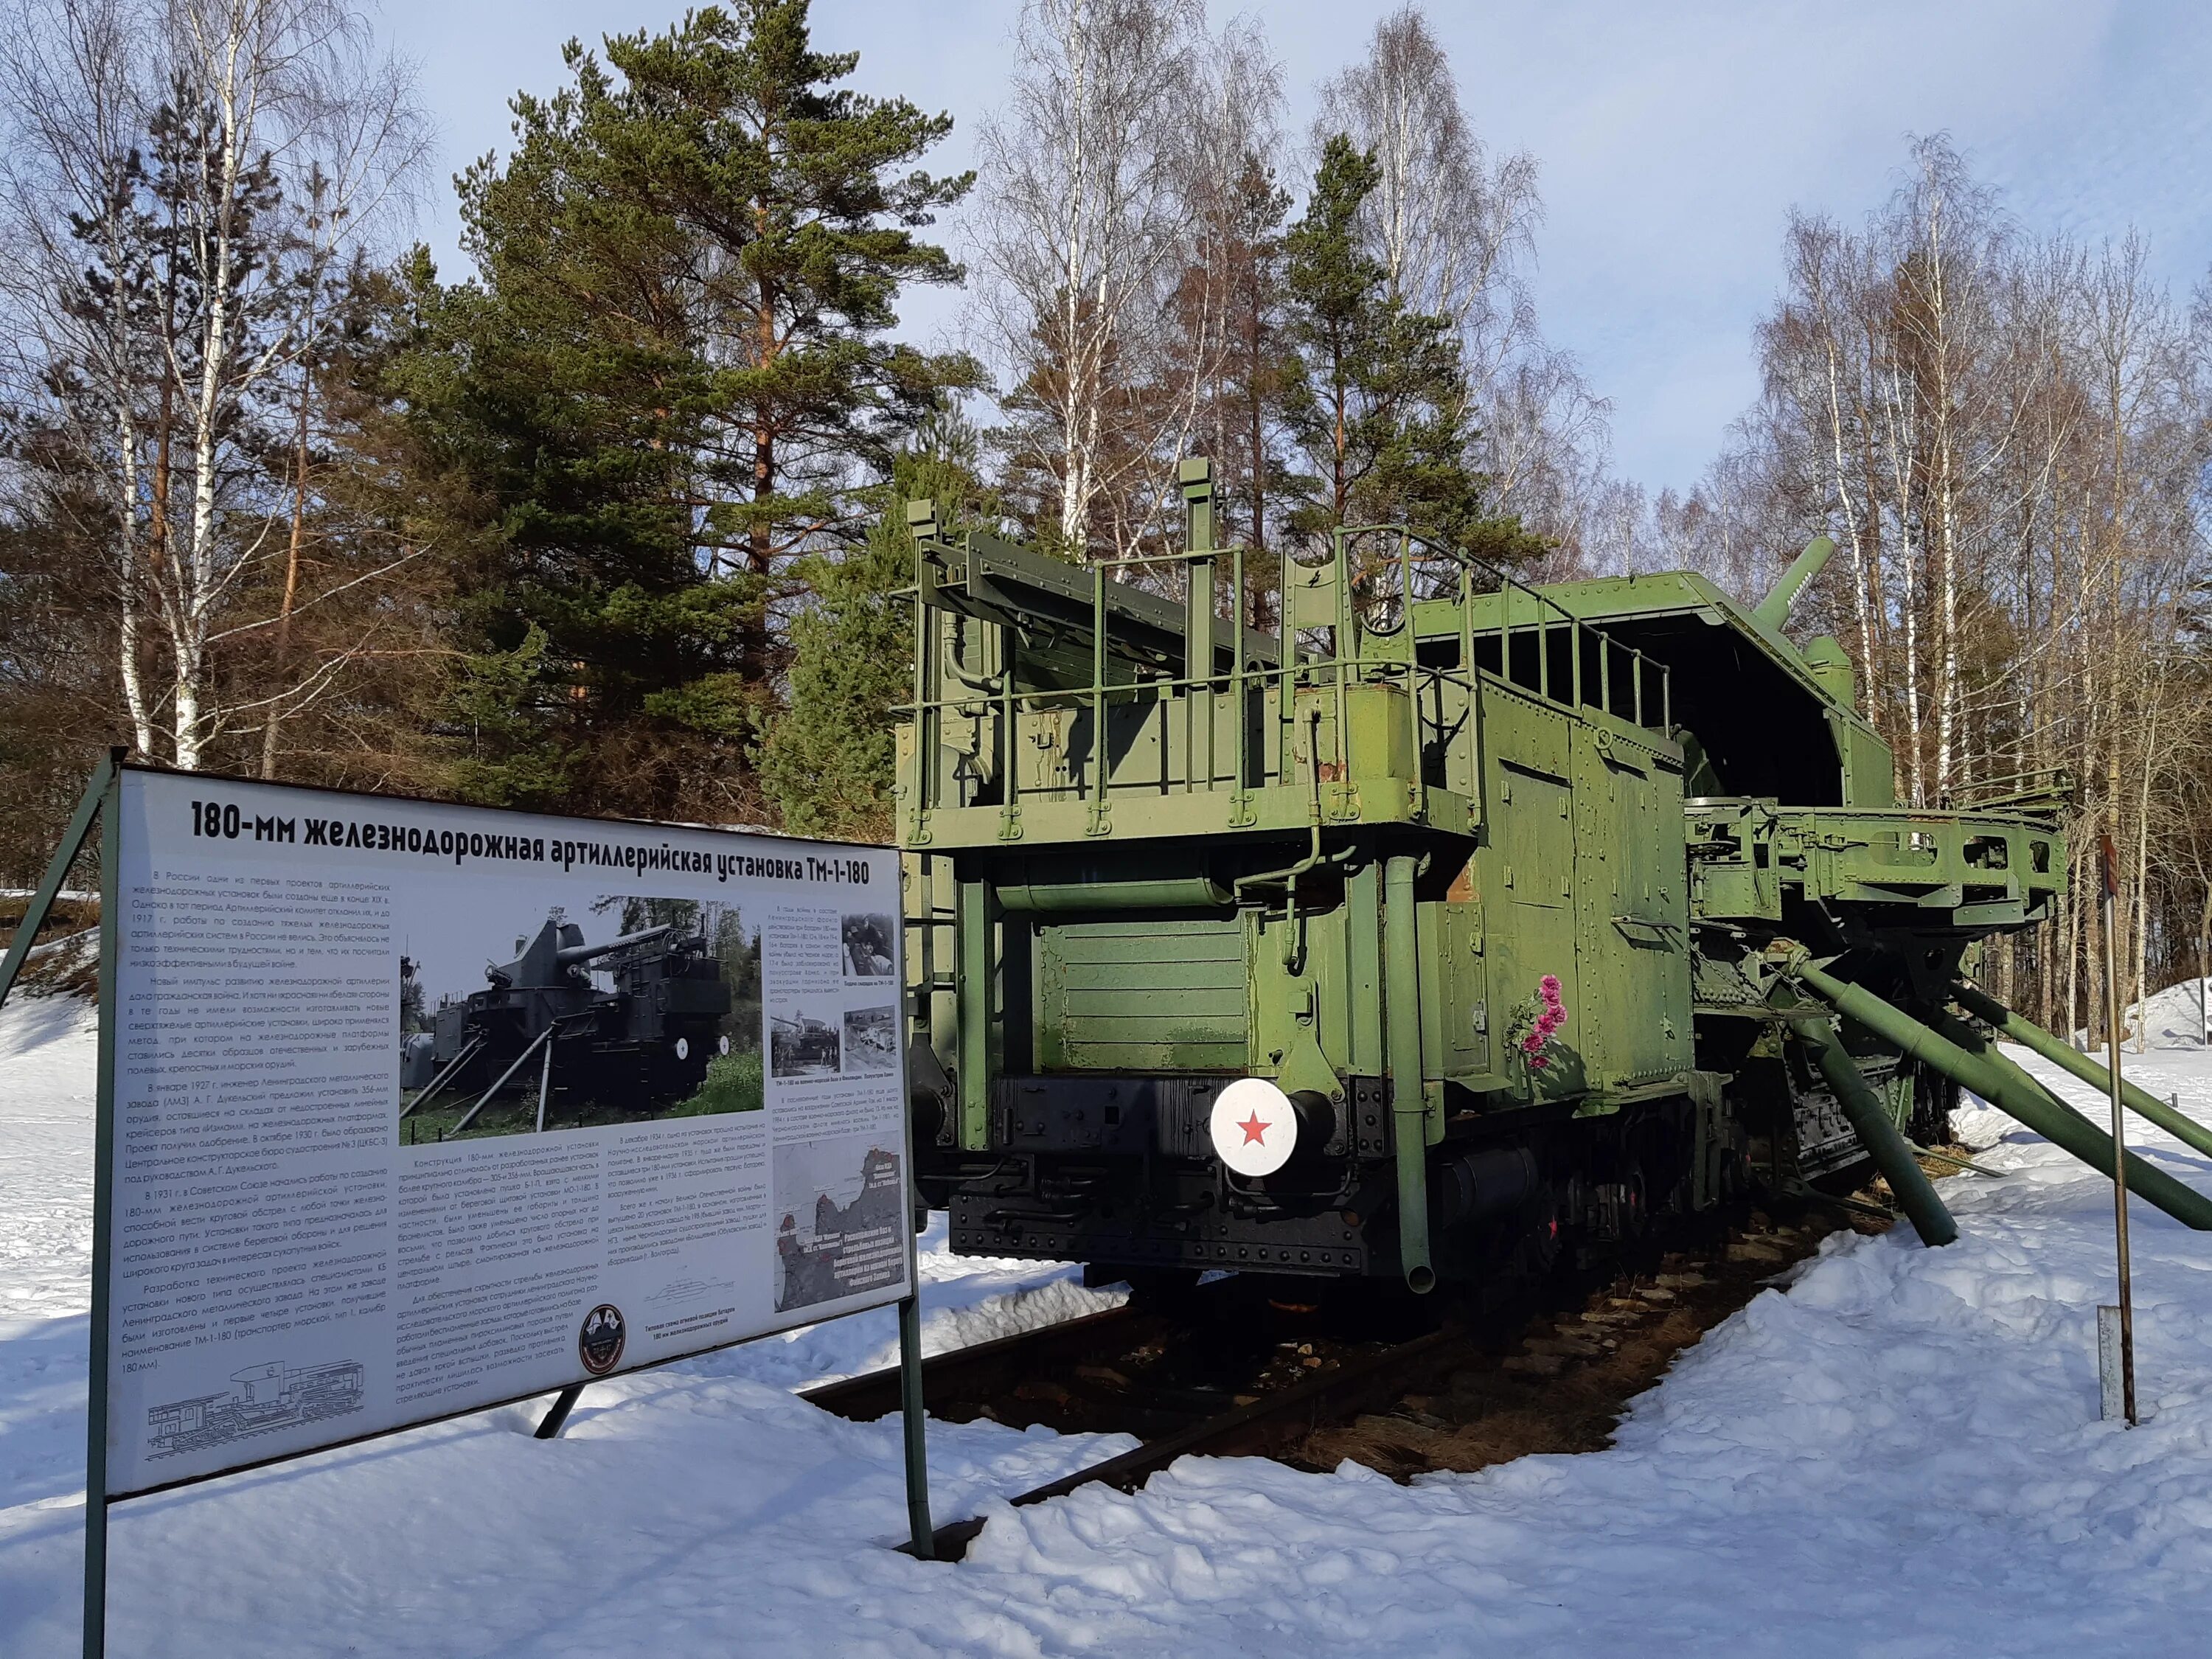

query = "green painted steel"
[1784,956,2212,1232]
[956,877,991,1150]
[0,747,119,1012]
[1750,535,1838,631]
[1949,979,2212,1161]
[1037,917,1246,1070]
[897,458,2084,1282]
[1385,853,1436,1290]
[1786,1009,1957,1246]
[1686,799,2064,931]
[897,1293,935,1559]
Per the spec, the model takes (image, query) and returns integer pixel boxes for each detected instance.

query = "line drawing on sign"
[145,1359,366,1459]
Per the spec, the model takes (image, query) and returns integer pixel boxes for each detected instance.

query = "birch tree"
[0,0,163,755]
[1660,139,2212,1034]
[0,0,425,771]
[1311,4,1603,555]
[972,0,1204,558]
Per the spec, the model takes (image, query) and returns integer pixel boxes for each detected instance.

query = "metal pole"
[534,1383,584,1439]
[532,1035,556,1133]
[1787,1012,1957,1246]
[2100,834,2137,1426]
[85,754,123,1659]
[1784,954,2212,1231]
[0,747,119,1010]
[1000,625,1019,832]
[1231,540,1251,820]
[451,1023,554,1135]
[897,1293,935,1558]
[397,1032,484,1120]
[1949,979,2212,1158]
[1537,597,1550,700]
[1090,563,1108,835]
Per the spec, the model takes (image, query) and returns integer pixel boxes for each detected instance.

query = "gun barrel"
[1752,535,1837,632]
[556,922,675,967]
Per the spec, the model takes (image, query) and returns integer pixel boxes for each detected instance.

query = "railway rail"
[801,1205,1858,1560]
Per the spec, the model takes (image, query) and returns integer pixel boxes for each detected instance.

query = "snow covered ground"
[6,989,2212,1655]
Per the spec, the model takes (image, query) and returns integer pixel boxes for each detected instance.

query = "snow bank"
[2132,977,2212,1050]
[0,995,98,1324]
[6,995,2212,1655]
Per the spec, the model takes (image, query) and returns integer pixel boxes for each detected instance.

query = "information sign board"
[97,766,912,1497]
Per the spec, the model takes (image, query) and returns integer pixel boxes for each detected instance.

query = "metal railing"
[898,522,1671,839]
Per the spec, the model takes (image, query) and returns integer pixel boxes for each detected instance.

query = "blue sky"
[379,0,2212,495]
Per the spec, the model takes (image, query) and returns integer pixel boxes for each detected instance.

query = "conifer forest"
[4,0,2211,1046]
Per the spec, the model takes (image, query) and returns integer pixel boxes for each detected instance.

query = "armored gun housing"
[899,461,2201,1296]
[403,912,733,1121]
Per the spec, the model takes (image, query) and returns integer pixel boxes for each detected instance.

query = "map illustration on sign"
[773,1138,905,1312]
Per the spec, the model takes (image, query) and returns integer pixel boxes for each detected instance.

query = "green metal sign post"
[0,748,123,1659]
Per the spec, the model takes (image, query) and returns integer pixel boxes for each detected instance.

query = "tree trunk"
[261,300,316,779]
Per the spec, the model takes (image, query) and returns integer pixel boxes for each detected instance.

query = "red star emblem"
[1237,1111,1271,1145]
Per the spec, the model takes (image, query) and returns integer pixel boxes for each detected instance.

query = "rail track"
[801,1204,1860,1559]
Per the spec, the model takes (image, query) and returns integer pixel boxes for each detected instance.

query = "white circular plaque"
[1210,1077,1298,1177]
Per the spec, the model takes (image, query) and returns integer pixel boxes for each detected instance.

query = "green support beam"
[956,879,992,1150]
[1949,979,2212,1161]
[1384,853,1435,1293]
[1783,953,2212,1232]
[1787,1011,1957,1246]
[0,747,119,1010]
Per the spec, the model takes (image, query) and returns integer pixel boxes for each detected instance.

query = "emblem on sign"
[578,1304,627,1375]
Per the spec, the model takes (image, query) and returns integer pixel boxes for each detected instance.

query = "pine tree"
[1276,133,1537,561]
[408,1,975,820]
[757,411,996,838]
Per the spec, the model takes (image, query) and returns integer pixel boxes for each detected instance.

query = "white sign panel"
[102,768,909,1495]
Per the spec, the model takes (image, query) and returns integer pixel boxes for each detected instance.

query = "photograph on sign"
[396,894,762,1141]
[100,768,910,1498]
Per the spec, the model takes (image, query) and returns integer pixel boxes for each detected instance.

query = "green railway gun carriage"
[895,460,2178,1298]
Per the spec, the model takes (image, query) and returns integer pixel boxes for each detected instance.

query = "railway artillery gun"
[897,460,2212,1295]
[401,912,733,1131]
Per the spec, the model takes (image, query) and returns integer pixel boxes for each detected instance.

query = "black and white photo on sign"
[768,1002,843,1079]
[841,1004,898,1074]
[841,912,895,978]
[399,891,762,1141]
